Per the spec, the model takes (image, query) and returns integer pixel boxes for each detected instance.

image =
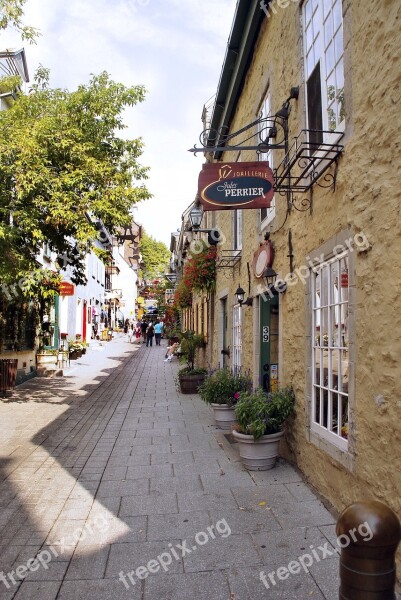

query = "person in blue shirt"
[154,320,163,346]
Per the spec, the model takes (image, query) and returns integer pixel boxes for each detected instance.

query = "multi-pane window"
[232,304,242,375]
[303,0,345,145]
[258,93,276,225]
[311,251,349,450]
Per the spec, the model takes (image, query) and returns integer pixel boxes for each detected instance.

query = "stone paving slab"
[143,571,231,600]
[0,336,345,599]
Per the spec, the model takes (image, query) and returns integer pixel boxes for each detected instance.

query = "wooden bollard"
[336,500,401,599]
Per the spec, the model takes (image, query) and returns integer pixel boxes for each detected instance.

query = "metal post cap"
[336,501,401,547]
[336,501,401,599]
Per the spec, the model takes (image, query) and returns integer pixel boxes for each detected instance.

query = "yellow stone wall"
[207,0,401,547]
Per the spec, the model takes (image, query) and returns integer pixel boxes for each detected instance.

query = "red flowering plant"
[163,305,180,341]
[174,279,192,309]
[183,243,217,294]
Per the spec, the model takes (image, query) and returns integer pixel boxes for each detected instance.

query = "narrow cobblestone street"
[0,337,340,600]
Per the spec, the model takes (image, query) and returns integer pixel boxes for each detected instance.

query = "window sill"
[308,425,354,472]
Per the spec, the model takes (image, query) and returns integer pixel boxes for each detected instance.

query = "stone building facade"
[185,0,401,547]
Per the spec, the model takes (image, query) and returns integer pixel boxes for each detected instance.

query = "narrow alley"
[0,337,339,600]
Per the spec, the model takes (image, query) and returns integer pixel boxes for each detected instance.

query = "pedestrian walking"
[154,320,163,346]
[146,322,155,347]
[127,325,134,343]
[135,322,141,343]
[140,320,148,343]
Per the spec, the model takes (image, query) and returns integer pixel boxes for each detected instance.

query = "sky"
[1,0,237,246]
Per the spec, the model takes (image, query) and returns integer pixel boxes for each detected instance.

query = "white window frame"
[303,0,345,143]
[232,304,242,375]
[233,209,242,251]
[311,250,349,451]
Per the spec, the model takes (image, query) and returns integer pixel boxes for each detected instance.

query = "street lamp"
[263,267,287,295]
[189,204,204,231]
[188,204,222,245]
[235,285,245,306]
[235,285,253,307]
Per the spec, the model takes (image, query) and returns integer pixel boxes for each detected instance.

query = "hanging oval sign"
[253,240,275,278]
[198,161,274,211]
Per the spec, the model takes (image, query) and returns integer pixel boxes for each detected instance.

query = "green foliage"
[0,75,21,94]
[0,70,151,290]
[199,369,252,406]
[178,330,204,373]
[178,366,207,377]
[140,230,171,278]
[235,387,295,440]
[0,0,40,42]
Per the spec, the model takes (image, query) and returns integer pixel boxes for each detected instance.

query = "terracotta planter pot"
[232,430,284,471]
[179,373,206,394]
[211,403,236,429]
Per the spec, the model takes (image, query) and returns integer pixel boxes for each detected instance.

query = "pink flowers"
[234,392,240,400]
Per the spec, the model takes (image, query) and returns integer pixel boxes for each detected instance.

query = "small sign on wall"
[270,364,279,392]
[262,325,269,342]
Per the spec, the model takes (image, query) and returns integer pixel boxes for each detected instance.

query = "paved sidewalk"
[0,337,340,599]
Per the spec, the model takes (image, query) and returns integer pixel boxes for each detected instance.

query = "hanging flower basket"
[183,244,217,294]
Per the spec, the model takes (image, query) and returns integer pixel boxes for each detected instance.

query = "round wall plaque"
[252,241,275,278]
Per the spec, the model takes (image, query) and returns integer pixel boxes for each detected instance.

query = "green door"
[260,294,279,392]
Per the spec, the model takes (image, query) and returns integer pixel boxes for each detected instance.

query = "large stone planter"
[179,373,206,394]
[36,353,58,367]
[211,403,236,429]
[232,430,284,471]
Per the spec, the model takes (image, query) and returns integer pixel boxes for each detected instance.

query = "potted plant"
[177,330,207,394]
[233,387,295,470]
[36,348,58,367]
[68,341,83,360]
[199,369,252,429]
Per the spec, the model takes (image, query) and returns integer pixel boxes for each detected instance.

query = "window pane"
[334,26,343,63]
[305,0,312,25]
[307,62,323,146]
[336,60,345,123]
[306,22,314,52]
[307,48,316,77]
[324,13,333,47]
[325,40,335,75]
[313,31,323,62]
[322,0,331,18]
[333,0,342,32]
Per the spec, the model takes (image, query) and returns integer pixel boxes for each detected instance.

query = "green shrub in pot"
[199,369,251,406]
[235,387,295,440]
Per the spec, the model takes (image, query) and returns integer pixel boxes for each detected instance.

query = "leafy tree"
[140,230,171,279]
[0,0,39,42]
[0,70,152,295]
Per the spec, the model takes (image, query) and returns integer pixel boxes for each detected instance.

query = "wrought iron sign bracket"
[216,250,242,269]
[189,98,344,208]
